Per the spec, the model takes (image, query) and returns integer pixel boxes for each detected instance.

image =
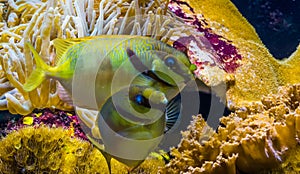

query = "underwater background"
[0,0,300,173]
[232,0,300,60]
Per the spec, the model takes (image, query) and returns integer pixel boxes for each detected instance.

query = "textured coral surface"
[163,84,300,174]
[0,126,165,174]
[0,126,109,173]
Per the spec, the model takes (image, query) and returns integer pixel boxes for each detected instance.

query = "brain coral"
[162,83,300,174]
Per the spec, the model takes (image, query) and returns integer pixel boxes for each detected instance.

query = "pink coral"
[170,0,242,74]
[6,109,87,140]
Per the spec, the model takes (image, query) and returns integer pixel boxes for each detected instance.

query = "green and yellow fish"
[23,35,195,172]
[24,35,195,135]
[24,35,195,109]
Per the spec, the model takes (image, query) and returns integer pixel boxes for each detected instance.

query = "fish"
[23,35,195,106]
[87,84,181,173]
[23,35,196,135]
[23,35,196,171]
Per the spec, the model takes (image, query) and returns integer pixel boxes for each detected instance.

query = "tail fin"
[23,42,52,92]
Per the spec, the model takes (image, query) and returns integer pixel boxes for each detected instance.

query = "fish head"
[126,47,195,90]
[150,50,195,87]
[127,85,168,122]
[100,85,168,127]
[130,85,168,105]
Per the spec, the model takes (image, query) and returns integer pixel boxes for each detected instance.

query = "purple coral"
[169,0,242,73]
[6,109,87,140]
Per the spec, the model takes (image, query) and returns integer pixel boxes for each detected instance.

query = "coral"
[5,109,87,140]
[170,1,243,74]
[130,158,165,174]
[0,0,196,115]
[0,126,109,173]
[162,83,300,174]
[169,0,300,110]
[0,126,165,174]
[262,146,300,174]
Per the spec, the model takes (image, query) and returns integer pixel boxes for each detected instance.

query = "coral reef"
[162,83,300,174]
[0,126,165,174]
[1,0,298,112]
[262,146,300,174]
[0,0,299,173]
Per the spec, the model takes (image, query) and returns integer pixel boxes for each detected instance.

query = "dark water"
[231,0,300,59]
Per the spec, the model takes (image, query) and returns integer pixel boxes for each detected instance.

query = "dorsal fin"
[52,36,97,64]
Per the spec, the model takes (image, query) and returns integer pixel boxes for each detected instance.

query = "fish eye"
[134,94,151,108]
[164,56,177,68]
[135,94,145,105]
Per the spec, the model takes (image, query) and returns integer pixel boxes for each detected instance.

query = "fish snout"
[149,91,168,105]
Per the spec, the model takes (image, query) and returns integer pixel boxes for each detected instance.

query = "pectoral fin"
[57,82,73,106]
[165,94,181,132]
